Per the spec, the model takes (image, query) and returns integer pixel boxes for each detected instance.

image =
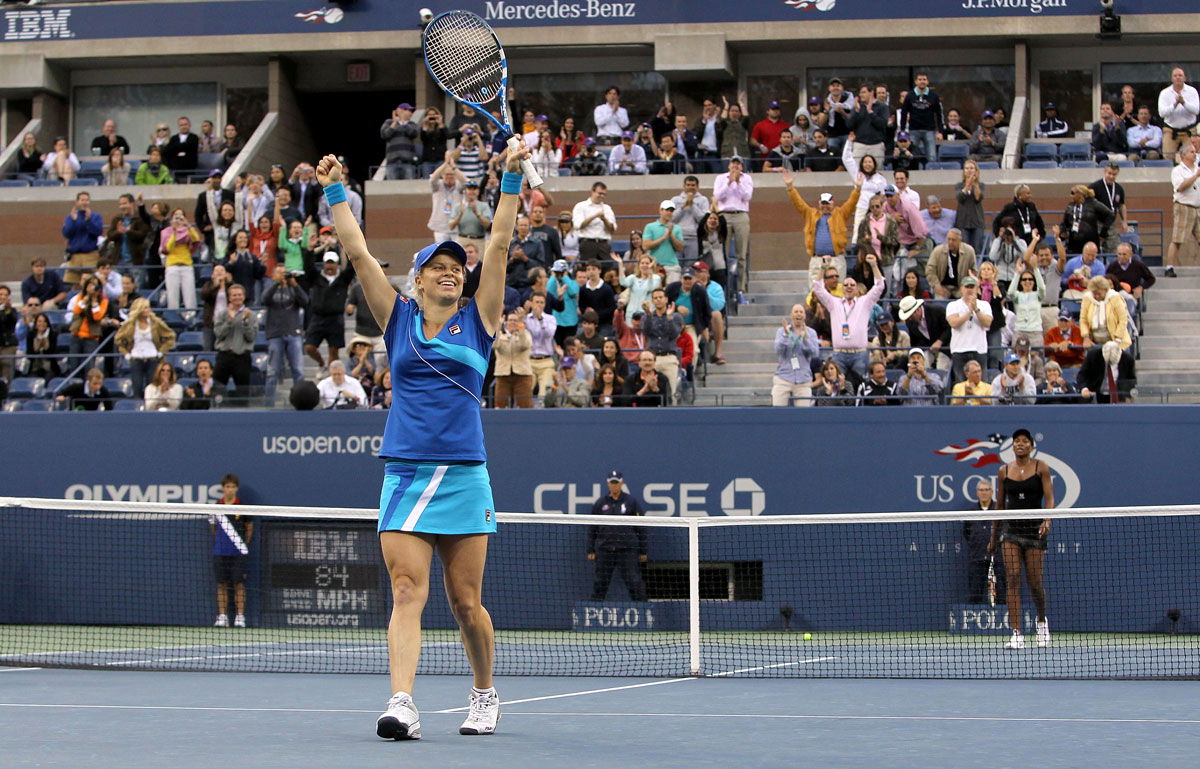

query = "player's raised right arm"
[316,153,395,331]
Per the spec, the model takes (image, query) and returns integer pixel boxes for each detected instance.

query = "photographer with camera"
[317,359,367,409]
[381,103,420,180]
[262,264,308,403]
[419,108,450,178]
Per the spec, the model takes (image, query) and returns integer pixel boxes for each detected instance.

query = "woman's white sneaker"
[1036,619,1051,647]
[1004,632,1025,650]
[376,692,421,740]
[459,688,500,735]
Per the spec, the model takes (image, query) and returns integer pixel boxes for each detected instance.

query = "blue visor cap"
[414,240,468,272]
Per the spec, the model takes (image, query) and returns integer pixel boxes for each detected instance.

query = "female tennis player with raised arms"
[315,144,529,740]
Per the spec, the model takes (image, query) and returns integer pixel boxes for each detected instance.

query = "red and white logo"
[785,0,837,11]
[449,325,462,335]
[294,6,345,24]
[930,434,1081,508]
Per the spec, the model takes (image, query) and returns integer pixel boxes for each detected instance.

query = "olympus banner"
[0,407,1195,515]
[1,1,1177,43]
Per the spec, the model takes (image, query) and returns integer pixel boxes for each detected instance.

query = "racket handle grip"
[506,136,544,189]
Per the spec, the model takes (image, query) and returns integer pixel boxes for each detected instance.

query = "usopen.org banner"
[0,406,1197,514]
[1,0,1178,43]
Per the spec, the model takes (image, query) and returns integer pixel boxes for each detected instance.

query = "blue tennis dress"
[377,295,497,535]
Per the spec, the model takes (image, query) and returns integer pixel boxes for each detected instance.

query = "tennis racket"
[421,10,544,188]
[986,555,997,608]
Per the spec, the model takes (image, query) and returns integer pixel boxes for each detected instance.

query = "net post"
[688,519,700,676]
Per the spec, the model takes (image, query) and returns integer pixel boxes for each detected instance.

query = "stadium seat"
[55,332,73,353]
[47,377,81,395]
[253,331,268,352]
[108,377,134,398]
[1057,142,1092,161]
[923,161,961,171]
[1110,158,1136,168]
[33,179,63,187]
[976,161,1000,170]
[1022,160,1058,170]
[20,399,54,412]
[161,309,199,331]
[937,144,969,165]
[984,368,1000,382]
[68,178,99,187]
[1060,367,1079,386]
[1023,143,1058,162]
[167,352,195,374]
[78,158,107,175]
[113,399,143,411]
[175,331,205,352]
[251,352,270,372]
[7,377,45,399]
[0,179,30,187]
[1060,160,1097,169]
[1140,159,1174,168]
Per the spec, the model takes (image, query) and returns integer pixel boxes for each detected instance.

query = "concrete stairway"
[1131,266,1200,401]
[697,269,811,406]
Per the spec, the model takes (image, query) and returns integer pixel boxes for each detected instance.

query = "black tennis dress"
[1000,460,1048,551]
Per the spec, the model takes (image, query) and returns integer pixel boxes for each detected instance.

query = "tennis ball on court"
[803,632,812,641]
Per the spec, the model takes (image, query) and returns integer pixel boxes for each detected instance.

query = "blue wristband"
[323,182,347,206]
[500,172,523,195]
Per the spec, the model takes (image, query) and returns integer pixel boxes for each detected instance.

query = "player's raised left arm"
[476,145,531,336]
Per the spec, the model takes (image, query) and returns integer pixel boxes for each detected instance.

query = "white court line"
[0,703,1196,725]
[434,657,838,713]
[0,667,41,672]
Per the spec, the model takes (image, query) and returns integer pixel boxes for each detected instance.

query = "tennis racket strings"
[423,14,505,111]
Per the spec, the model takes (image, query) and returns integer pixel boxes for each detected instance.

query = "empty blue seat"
[1110,158,1136,168]
[1023,143,1058,161]
[1060,160,1097,168]
[1139,159,1174,168]
[161,309,199,330]
[33,179,63,187]
[112,399,143,411]
[55,333,73,353]
[68,178,99,186]
[175,331,205,352]
[20,399,55,412]
[47,377,81,395]
[251,352,270,372]
[923,161,962,171]
[976,161,1000,170]
[0,179,30,187]
[1057,142,1092,161]
[937,144,969,164]
[8,377,46,399]
[166,352,195,373]
[253,331,268,352]
[1022,160,1058,170]
[108,377,134,398]
[1060,367,1079,386]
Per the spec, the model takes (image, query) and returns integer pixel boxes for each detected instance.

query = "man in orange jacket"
[782,166,861,279]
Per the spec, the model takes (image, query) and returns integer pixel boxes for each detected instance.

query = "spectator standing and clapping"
[993,184,1045,243]
[593,86,629,145]
[220,230,265,307]
[772,303,820,407]
[954,160,986,255]
[897,348,944,405]
[643,200,685,285]
[164,117,199,177]
[210,474,252,628]
[921,195,956,247]
[144,359,183,410]
[587,470,648,599]
[855,195,899,282]
[848,86,889,170]
[426,156,466,243]
[213,283,257,399]
[693,98,723,172]
[1165,144,1200,278]
[448,181,492,255]
[114,297,176,396]
[523,293,558,398]
[842,140,888,235]
[572,182,617,266]
[67,275,108,362]
[381,103,421,180]
[492,312,533,408]
[1060,185,1113,256]
[1090,162,1128,254]
[696,212,730,290]
[824,78,855,153]
[718,100,752,164]
[946,275,992,384]
[41,136,80,183]
[62,191,104,284]
[642,289,684,401]
[713,157,754,293]
[159,208,201,310]
[527,206,562,267]
[900,73,943,167]
[546,259,577,344]
[1158,67,1199,157]
[262,265,308,403]
[783,166,861,277]
[671,176,710,264]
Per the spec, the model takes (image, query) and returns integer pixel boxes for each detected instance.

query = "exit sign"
[346,62,371,83]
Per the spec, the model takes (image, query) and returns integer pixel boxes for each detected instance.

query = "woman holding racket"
[989,428,1055,650]
[315,143,529,739]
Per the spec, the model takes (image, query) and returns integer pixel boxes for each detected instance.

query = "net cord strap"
[5,497,1200,526]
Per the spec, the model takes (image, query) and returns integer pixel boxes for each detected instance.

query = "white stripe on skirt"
[400,465,448,532]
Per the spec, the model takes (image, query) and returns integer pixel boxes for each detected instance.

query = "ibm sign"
[4,9,73,40]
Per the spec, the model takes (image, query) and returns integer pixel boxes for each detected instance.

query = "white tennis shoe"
[213,614,228,627]
[459,688,500,735]
[1036,619,1051,647]
[1004,631,1025,650]
[233,614,246,628]
[376,692,421,740]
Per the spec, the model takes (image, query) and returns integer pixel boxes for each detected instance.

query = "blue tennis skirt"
[378,460,497,535]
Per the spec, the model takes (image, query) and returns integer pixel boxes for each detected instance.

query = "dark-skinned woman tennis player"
[315,145,530,739]
[989,428,1055,650]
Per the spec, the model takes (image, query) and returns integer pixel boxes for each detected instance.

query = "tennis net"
[2,497,1197,679]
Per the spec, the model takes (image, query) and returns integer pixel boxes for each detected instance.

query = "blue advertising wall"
[2,407,1198,633]
[1,0,1179,44]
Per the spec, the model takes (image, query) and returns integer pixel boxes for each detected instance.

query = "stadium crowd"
[3,67,1198,410]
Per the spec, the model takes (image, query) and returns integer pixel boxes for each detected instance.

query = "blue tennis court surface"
[2,667,1197,768]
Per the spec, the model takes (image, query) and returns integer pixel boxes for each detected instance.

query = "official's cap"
[606,469,624,483]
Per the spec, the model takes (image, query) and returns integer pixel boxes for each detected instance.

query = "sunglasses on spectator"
[157,126,169,131]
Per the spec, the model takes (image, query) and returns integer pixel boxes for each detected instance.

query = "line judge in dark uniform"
[963,478,1005,604]
[587,470,648,602]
